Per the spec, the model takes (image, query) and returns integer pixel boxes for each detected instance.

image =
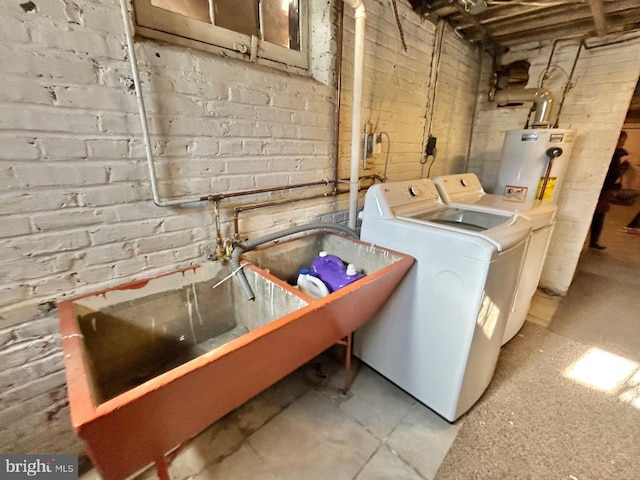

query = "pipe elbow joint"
[230,244,255,301]
[494,87,554,127]
[494,87,552,106]
[344,0,366,17]
[534,89,553,101]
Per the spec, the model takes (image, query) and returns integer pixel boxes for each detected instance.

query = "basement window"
[133,0,307,69]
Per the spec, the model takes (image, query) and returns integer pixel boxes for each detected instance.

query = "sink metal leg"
[342,333,353,393]
[154,456,170,480]
[155,442,186,480]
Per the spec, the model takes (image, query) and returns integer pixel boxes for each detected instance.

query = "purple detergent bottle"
[310,251,365,292]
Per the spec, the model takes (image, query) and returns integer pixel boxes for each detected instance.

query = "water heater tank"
[494,128,576,204]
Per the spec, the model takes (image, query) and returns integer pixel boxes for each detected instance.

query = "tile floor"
[526,289,561,328]
[81,346,462,480]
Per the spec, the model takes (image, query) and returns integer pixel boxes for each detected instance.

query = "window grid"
[135,0,307,69]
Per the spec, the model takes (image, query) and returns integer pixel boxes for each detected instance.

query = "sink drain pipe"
[230,223,359,300]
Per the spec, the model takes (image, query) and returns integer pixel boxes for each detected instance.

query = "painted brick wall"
[467,35,640,293]
[0,0,339,456]
[338,2,481,185]
[0,0,485,458]
[428,23,482,177]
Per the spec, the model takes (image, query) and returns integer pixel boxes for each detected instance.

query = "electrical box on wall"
[426,136,437,156]
[365,133,374,158]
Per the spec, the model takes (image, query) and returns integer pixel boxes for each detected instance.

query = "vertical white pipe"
[119,0,203,207]
[344,0,366,230]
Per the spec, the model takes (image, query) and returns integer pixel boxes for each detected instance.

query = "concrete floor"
[131,351,462,480]
[80,203,638,480]
[79,347,462,480]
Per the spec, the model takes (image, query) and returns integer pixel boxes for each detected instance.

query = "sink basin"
[59,231,413,480]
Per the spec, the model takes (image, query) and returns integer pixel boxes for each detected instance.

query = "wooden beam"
[588,0,608,36]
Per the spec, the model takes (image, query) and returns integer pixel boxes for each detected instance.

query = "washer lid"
[459,195,557,227]
[363,179,531,252]
[397,206,531,252]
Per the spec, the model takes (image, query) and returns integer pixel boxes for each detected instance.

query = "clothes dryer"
[433,173,557,344]
[354,179,530,422]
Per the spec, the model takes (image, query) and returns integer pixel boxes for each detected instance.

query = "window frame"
[133,0,309,70]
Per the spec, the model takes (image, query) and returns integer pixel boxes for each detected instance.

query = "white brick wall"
[429,23,482,176]
[338,2,481,184]
[0,0,485,459]
[467,35,640,293]
[0,0,339,456]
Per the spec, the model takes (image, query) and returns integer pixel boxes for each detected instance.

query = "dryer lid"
[463,195,557,228]
[400,207,513,232]
[433,173,485,203]
[432,173,556,229]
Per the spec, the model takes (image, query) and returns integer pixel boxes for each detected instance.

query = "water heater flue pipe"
[495,88,554,128]
[343,0,366,230]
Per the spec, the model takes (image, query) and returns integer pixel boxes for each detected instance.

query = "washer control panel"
[379,179,441,209]
[435,173,484,196]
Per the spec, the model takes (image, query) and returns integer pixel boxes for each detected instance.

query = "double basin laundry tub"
[58,232,413,480]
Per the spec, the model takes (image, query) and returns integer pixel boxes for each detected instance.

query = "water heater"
[494,128,576,203]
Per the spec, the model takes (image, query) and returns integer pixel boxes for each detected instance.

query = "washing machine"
[354,179,530,422]
[433,173,557,345]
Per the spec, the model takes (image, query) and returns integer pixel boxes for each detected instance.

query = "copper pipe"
[553,39,584,128]
[232,176,380,238]
[540,34,584,88]
[232,191,341,238]
[200,180,333,203]
[208,174,380,204]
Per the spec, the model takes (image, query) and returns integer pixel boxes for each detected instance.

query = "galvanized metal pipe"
[119,0,204,207]
[494,87,554,127]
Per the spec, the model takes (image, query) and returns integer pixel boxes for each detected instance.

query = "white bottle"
[296,269,330,299]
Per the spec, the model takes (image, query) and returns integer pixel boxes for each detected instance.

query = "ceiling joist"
[418,0,640,48]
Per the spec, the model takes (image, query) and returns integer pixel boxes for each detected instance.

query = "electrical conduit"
[344,0,366,230]
[119,0,205,207]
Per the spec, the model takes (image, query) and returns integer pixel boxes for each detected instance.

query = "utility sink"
[59,231,413,480]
